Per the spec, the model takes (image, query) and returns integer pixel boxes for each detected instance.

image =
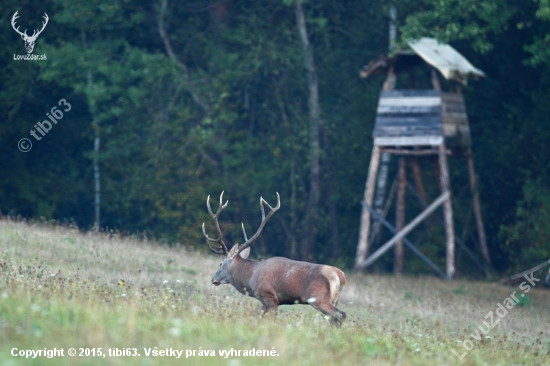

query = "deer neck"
[229,255,257,296]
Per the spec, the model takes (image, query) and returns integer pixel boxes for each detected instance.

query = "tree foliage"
[1,0,549,273]
[500,177,550,272]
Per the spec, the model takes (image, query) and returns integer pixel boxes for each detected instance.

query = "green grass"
[0,218,549,365]
[515,294,532,307]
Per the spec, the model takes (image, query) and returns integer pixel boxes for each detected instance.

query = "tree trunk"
[158,0,210,116]
[93,129,100,230]
[323,127,341,258]
[87,71,100,231]
[295,3,321,262]
[374,6,397,248]
[273,78,298,259]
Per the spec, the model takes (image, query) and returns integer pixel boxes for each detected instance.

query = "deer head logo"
[11,10,49,54]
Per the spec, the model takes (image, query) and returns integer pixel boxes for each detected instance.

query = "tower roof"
[360,37,485,85]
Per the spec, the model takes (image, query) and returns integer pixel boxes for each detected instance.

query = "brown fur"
[212,249,347,326]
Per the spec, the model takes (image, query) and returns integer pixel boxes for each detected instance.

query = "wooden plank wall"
[373,90,443,145]
[373,90,471,149]
[441,93,471,148]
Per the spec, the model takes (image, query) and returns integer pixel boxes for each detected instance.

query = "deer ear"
[229,243,240,258]
[239,247,250,259]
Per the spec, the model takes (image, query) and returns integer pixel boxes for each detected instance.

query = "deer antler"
[28,13,49,41]
[238,193,280,253]
[11,11,26,37]
[11,11,48,40]
[202,191,229,255]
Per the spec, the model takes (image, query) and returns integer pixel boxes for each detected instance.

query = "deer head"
[202,191,280,286]
[11,11,49,54]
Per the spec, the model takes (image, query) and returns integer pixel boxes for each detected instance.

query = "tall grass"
[0,218,549,365]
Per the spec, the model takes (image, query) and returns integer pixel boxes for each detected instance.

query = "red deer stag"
[202,192,346,326]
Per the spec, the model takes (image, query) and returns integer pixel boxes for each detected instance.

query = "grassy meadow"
[0,218,549,366]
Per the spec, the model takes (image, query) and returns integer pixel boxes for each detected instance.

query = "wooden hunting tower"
[354,38,491,279]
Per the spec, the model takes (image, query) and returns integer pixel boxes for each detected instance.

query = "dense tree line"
[1,0,549,275]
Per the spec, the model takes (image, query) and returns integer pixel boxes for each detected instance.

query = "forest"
[2,0,550,276]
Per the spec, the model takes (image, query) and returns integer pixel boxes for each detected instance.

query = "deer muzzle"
[211,269,229,286]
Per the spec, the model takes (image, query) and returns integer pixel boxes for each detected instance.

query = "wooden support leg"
[383,65,395,91]
[374,153,391,212]
[356,192,450,270]
[369,177,398,248]
[361,199,446,278]
[395,157,406,274]
[438,144,455,279]
[431,68,442,91]
[406,182,489,276]
[411,157,430,226]
[432,157,442,192]
[411,157,427,204]
[466,148,491,269]
[355,146,382,268]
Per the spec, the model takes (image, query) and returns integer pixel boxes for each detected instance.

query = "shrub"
[500,177,550,271]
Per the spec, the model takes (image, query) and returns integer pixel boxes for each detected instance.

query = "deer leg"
[260,304,277,319]
[330,309,347,327]
[331,285,344,307]
[310,300,346,327]
[257,292,279,319]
